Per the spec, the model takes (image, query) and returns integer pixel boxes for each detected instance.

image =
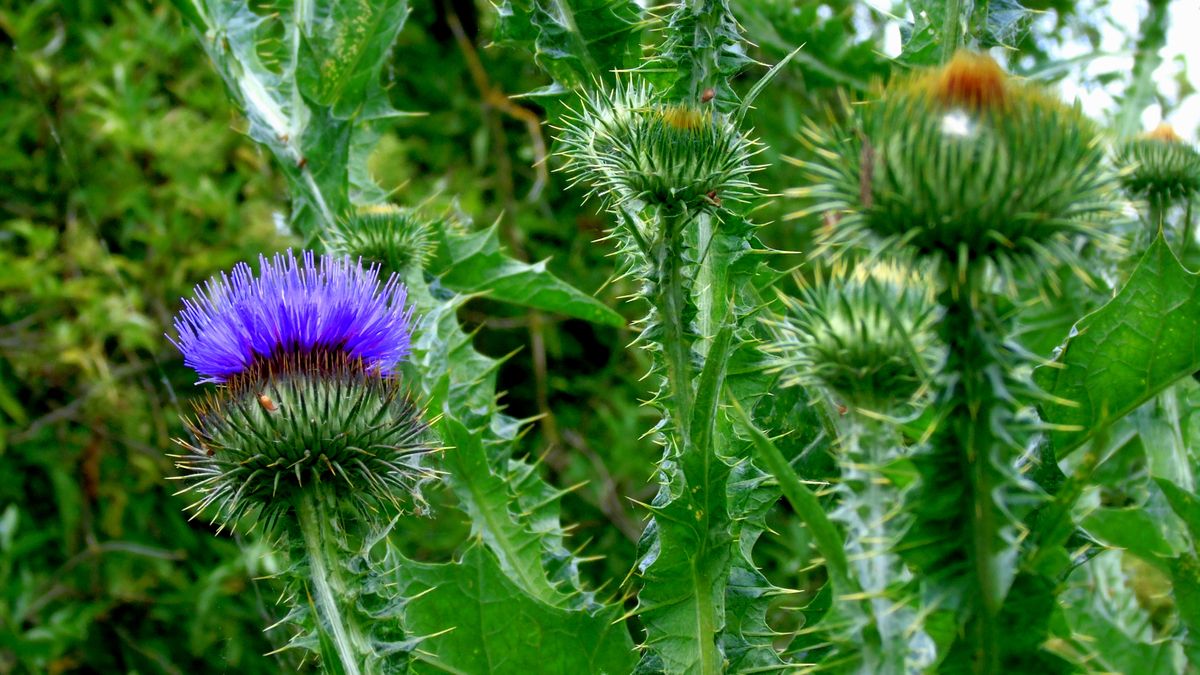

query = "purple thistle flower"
[170,250,415,384]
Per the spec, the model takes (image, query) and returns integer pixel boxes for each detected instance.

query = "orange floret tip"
[1143,122,1183,143]
[924,51,1008,111]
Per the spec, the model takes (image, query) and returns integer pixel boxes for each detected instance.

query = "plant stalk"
[932,268,1006,675]
[647,205,722,674]
[655,207,696,450]
[839,416,907,672]
[941,0,966,63]
[296,490,369,675]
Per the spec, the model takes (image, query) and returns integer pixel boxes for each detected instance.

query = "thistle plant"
[1114,123,1200,252]
[793,51,1119,673]
[170,250,435,672]
[561,78,765,671]
[170,0,640,671]
[766,260,941,672]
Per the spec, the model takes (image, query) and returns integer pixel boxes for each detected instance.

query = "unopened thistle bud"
[326,205,437,278]
[559,80,761,209]
[168,250,435,531]
[1114,123,1200,205]
[793,51,1117,267]
[766,260,940,412]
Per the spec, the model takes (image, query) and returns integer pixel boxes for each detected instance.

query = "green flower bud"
[174,353,436,532]
[793,52,1117,267]
[326,205,437,277]
[766,260,940,412]
[1114,123,1200,204]
[559,80,760,209]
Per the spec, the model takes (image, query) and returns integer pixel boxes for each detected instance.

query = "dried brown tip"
[930,51,1008,111]
[1143,122,1183,143]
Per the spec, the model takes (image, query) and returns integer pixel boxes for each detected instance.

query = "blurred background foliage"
[0,0,1195,671]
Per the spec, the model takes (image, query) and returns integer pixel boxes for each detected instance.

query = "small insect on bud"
[258,393,278,412]
[701,88,715,103]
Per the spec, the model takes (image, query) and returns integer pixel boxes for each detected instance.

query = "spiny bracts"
[791,51,1118,271]
[1115,123,1200,205]
[325,205,438,279]
[558,79,761,210]
[766,259,941,412]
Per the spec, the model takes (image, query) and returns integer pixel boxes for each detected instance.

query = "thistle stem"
[655,207,696,449]
[296,490,369,675]
[941,0,966,63]
[840,416,907,672]
[646,206,722,675]
[932,270,1005,675]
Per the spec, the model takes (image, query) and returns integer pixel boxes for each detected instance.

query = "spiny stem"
[840,416,906,672]
[296,490,369,675]
[1183,200,1194,257]
[934,269,1002,675]
[655,207,696,450]
[941,0,966,63]
[649,206,720,674]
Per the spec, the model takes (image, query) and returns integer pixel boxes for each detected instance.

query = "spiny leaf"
[1036,235,1200,456]
[431,225,624,327]
[435,415,570,606]
[297,0,411,119]
[492,0,643,95]
[401,546,636,674]
[648,0,754,110]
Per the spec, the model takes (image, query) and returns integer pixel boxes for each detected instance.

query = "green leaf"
[969,0,1033,49]
[900,0,1031,65]
[297,0,410,119]
[726,397,852,592]
[1081,506,1176,567]
[1156,478,1200,546]
[1168,553,1200,657]
[434,415,569,607]
[403,547,635,675]
[1036,235,1200,456]
[493,0,643,93]
[432,225,624,327]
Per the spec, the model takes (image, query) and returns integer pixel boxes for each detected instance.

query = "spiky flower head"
[766,260,941,412]
[325,205,437,278]
[1114,123,1200,205]
[168,251,434,531]
[792,51,1117,270]
[558,79,761,209]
